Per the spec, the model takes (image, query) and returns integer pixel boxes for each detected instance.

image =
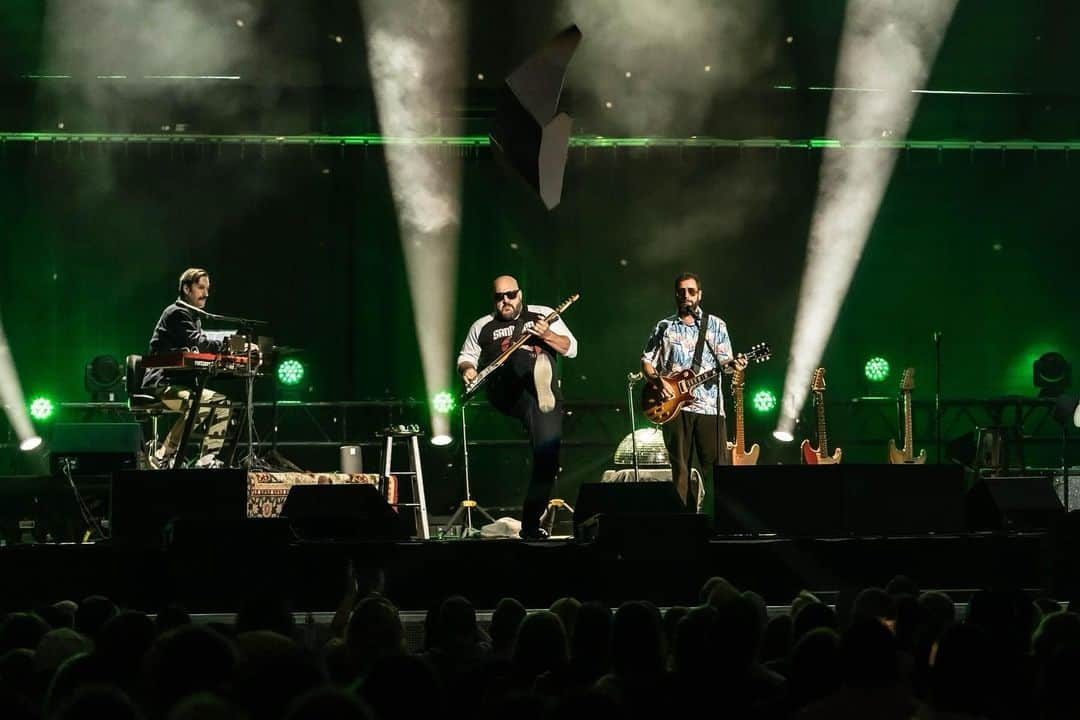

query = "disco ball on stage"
[613,427,669,466]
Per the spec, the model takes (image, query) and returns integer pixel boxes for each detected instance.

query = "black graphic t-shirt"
[457,305,578,410]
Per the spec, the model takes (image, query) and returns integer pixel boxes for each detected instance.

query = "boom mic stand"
[443,401,496,537]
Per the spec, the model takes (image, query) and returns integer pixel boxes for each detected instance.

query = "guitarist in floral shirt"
[641,273,747,509]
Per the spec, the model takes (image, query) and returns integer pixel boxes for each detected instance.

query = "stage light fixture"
[432,391,455,414]
[864,356,890,383]
[0,314,39,450]
[29,396,55,421]
[752,389,777,414]
[1034,352,1071,398]
[430,434,453,447]
[84,354,123,400]
[19,436,43,452]
[277,359,305,386]
[773,430,794,443]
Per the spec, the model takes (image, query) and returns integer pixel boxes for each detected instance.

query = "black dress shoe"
[520,527,550,540]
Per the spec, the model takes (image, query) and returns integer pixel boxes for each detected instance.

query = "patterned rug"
[247,472,398,518]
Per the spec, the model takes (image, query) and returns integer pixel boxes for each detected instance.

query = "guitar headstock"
[811,367,826,392]
[900,367,915,392]
[556,293,580,314]
[745,342,771,364]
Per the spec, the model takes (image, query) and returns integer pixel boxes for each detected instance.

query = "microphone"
[177,299,229,321]
[177,299,210,316]
[627,371,644,383]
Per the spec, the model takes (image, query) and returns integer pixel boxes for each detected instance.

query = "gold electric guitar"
[642,342,772,424]
[726,367,759,465]
[801,367,842,465]
[888,367,927,464]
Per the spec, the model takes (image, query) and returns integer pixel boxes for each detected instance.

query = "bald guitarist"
[641,272,747,509]
[457,275,578,539]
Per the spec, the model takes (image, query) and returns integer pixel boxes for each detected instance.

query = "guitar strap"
[691,312,712,374]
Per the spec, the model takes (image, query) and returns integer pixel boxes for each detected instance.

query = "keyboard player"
[142,267,249,468]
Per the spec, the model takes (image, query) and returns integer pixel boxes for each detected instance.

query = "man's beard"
[498,303,519,320]
[677,299,698,316]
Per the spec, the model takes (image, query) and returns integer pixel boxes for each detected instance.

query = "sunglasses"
[493,289,520,302]
[677,287,699,296]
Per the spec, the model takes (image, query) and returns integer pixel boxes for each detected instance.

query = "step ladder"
[380,430,430,539]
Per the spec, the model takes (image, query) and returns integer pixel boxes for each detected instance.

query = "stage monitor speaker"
[575,481,686,526]
[714,465,965,537]
[845,464,965,535]
[49,423,140,476]
[573,481,695,547]
[281,484,404,541]
[714,466,845,537]
[111,469,248,547]
[491,25,581,210]
[965,474,1065,531]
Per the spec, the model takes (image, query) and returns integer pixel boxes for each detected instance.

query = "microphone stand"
[627,372,643,483]
[934,331,943,464]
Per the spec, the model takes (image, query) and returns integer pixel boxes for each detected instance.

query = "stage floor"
[0,530,1052,613]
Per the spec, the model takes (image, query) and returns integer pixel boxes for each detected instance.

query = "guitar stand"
[540,498,574,537]
[443,403,496,537]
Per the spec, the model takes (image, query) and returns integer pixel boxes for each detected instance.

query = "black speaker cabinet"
[966,474,1065,531]
[714,465,966,537]
[575,481,686,526]
[573,481,703,547]
[49,422,139,476]
[281,483,405,541]
[111,469,248,547]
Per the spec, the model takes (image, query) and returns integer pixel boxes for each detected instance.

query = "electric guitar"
[461,293,580,403]
[642,342,771,425]
[801,367,842,464]
[888,367,927,464]
[726,366,759,465]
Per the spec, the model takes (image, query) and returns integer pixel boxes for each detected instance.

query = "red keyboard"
[142,352,253,373]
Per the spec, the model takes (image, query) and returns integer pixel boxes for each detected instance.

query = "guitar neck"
[902,391,913,460]
[733,385,745,452]
[815,392,828,454]
[684,364,723,391]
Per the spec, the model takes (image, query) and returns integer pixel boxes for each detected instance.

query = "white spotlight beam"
[0,314,40,449]
[776,0,957,436]
[362,0,464,439]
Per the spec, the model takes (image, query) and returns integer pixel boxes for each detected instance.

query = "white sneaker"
[534,353,555,413]
[193,453,225,469]
[147,444,172,470]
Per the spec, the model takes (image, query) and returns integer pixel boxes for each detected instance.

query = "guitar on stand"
[726,366,759,465]
[801,367,842,465]
[461,293,580,403]
[888,367,927,464]
[641,342,772,425]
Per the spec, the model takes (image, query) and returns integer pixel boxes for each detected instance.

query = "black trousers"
[662,411,728,509]
[497,390,562,535]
